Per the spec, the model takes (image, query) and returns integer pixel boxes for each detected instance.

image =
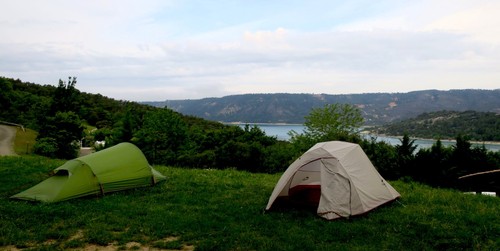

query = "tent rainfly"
[266,141,400,220]
[11,142,166,202]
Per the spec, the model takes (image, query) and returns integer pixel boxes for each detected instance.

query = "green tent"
[11,142,166,202]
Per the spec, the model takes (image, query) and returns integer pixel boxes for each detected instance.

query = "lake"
[229,123,500,152]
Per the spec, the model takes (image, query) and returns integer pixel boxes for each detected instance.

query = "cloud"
[1,1,499,101]
[423,2,500,44]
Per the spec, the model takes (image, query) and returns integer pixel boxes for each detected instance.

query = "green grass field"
[1,156,499,251]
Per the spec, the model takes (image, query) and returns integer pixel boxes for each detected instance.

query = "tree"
[0,78,13,116]
[34,111,84,159]
[34,77,84,159]
[301,103,364,141]
[451,134,474,178]
[109,109,135,145]
[396,134,418,177]
[133,108,188,165]
[415,139,453,187]
[50,77,80,115]
[360,137,398,179]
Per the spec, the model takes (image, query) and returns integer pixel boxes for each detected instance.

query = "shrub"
[33,137,58,158]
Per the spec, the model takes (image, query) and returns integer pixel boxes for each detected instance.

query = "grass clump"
[1,155,499,250]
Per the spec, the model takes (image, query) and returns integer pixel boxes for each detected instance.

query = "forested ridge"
[374,111,500,141]
[1,76,499,192]
[145,89,500,125]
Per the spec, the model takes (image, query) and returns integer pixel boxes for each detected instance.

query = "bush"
[262,141,297,173]
[33,137,58,158]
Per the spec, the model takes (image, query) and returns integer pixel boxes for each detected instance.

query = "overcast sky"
[2,0,500,101]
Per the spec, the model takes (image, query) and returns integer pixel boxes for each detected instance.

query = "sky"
[1,0,500,101]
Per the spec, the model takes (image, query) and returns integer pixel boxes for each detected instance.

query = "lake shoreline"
[363,133,500,146]
[223,122,304,126]
[228,123,500,151]
[226,122,500,145]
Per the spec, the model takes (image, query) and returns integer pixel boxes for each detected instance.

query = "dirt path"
[0,125,17,156]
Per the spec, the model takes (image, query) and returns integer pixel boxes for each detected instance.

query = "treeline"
[1,77,499,192]
[0,76,295,172]
[374,110,500,141]
[352,135,500,189]
[0,77,153,131]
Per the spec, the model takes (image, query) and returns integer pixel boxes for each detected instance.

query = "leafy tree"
[33,77,84,159]
[0,78,14,115]
[360,137,398,179]
[211,126,275,172]
[133,108,188,165]
[50,77,80,115]
[289,103,364,156]
[0,78,51,128]
[34,111,84,159]
[262,141,297,173]
[110,109,135,144]
[105,103,153,146]
[303,103,364,141]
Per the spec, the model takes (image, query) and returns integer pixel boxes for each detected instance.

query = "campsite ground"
[1,156,499,251]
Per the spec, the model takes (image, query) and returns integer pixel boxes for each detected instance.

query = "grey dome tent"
[266,141,400,220]
[11,142,166,202]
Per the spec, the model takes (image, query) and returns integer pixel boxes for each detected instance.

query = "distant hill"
[144,89,500,125]
[373,110,500,141]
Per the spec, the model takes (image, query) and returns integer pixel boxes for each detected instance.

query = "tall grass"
[13,127,37,155]
[1,156,499,250]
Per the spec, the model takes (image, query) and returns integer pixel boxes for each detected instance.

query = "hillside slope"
[373,110,500,141]
[145,89,500,125]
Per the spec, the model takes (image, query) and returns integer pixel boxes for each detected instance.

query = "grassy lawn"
[1,156,499,250]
